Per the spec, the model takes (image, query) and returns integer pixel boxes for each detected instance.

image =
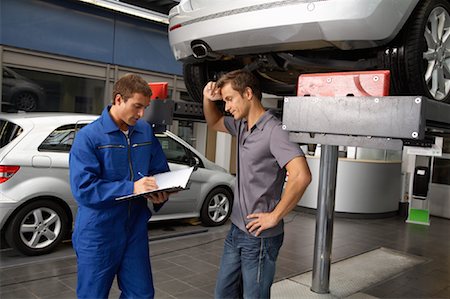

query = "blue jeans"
[215,224,284,299]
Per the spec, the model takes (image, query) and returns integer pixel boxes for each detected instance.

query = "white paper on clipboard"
[115,167,194,201]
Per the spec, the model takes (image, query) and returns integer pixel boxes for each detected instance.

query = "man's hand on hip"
[246,212,280,237]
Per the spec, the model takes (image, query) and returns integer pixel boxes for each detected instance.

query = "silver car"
[0,113,234,255]
[168,0,450,103]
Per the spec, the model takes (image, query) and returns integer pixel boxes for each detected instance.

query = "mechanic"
[69,73,169,299]
[203,69,312,298]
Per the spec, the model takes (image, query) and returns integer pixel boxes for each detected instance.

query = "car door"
[37,121,91,214]
[153,133,200,218]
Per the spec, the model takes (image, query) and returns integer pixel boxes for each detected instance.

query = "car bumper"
[0,194,19,230]
[169,0,419,60]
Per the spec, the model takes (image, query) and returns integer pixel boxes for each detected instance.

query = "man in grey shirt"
[203,69,312,298]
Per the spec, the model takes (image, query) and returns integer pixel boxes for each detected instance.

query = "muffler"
[191,43,208,59]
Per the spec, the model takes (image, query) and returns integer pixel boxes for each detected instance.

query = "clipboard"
[115,167,194,201]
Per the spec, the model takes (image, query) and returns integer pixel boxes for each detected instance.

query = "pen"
[137,172,146,178]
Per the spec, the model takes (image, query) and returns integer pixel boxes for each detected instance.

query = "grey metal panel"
[173,101,204,119]
[289,132,404,150]
[283,96,424,140]
[144,99,174,125]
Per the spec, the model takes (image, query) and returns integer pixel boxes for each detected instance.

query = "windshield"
[0,119,23,149]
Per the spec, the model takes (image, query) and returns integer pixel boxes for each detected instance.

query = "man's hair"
[112,73,152,104]
[216,69,262,100]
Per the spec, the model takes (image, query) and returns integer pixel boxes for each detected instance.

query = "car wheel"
[200,187,233,227]
[183,63,209,103]
[404,0,450,103]
[5,200,69,256]
[13,91,38,111]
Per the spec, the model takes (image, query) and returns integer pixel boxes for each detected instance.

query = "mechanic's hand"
[145,191,169,204]
[134,176,158,194]
[203,81,222,101]
[246,212,279,237]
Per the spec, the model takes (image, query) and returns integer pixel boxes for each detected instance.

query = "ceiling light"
[79,0,169,24]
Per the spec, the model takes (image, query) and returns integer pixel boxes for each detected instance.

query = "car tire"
[183,63,208,103]
[403,0,450,103]
[13,91,38,111]
[5,199,69,256]
[200,187,233,227]
[183,61,242,102]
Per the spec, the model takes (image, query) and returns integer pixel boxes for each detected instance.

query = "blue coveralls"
[69,106,169,299]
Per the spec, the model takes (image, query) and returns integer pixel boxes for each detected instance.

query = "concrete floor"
[0,211,449,298]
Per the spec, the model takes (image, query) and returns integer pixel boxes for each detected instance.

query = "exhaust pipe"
[191,43,208,59]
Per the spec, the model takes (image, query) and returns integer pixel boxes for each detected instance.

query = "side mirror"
[189,156,200,169]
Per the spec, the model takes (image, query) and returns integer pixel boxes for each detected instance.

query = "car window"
[156,134,191,165]
[38,123,87,152]
[0,119,23,149]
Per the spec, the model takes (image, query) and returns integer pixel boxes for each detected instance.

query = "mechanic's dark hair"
[112,73,152,104]
[217,69,262,100]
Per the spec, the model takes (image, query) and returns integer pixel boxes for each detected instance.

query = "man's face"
[116,92,150,127]
[221,83,250,120]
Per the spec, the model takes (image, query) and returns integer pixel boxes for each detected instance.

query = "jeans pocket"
[264,233,284,262]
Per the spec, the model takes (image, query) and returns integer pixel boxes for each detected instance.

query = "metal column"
[311,144,338,293]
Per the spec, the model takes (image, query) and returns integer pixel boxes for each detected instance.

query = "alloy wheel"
[207,193,230,224]
[423,7,450,100]
[20,207,62,249]
[15,92,38,111]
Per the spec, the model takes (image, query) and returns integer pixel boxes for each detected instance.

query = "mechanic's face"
[222,83,251,120]
[113,92,150,130]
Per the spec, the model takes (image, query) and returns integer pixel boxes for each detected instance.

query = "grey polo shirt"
[224,110,304,238]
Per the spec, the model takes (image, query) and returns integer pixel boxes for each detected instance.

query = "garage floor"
[0,211,449,298]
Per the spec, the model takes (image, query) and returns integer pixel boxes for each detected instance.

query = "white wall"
[215,132,232,171]
[193,122,207,156]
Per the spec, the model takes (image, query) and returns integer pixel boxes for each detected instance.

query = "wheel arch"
[1,196,74,246]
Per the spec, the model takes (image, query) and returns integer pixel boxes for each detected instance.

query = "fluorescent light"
[79,0,169,24]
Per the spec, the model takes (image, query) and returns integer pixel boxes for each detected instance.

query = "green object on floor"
[408,208,429,224]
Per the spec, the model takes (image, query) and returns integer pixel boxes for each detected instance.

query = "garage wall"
[0,0,182,76]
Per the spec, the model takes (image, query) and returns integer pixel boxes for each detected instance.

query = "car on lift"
[168,0,450,103]
[0,113,234,255]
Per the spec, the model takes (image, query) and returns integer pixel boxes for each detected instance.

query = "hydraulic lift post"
[311,144,338,293]
[283,74,450,293]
